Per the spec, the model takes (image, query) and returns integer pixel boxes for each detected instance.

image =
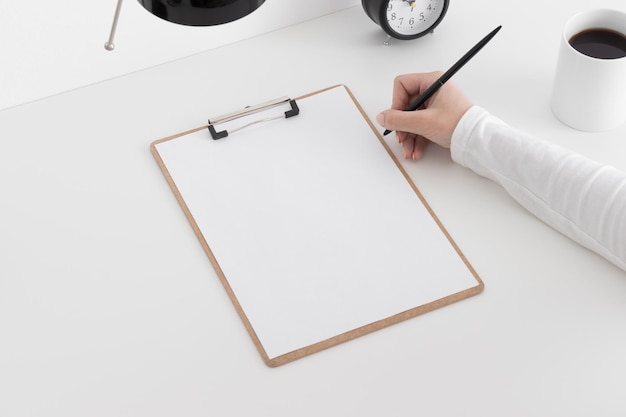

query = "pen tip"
[487,25,502,39]
[383,129,391,136]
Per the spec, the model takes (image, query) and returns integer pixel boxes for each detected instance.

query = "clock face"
[384,0,447,38]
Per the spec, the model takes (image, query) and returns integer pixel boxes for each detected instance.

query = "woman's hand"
[376,72,473,160]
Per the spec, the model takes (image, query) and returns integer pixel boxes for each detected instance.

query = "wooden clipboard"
[150,85,483,367]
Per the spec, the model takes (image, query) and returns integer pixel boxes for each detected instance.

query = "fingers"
[391,71,444,110]
[375,111,428,159]
[402,136,429,160]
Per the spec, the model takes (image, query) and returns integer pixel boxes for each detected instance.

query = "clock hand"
[401,0,417,12]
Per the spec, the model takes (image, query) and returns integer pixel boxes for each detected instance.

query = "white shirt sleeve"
[450,106,626,271]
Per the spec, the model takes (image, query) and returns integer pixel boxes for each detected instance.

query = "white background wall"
[0,0,359,111]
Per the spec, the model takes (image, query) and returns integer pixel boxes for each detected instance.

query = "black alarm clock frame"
[362,0,449,42]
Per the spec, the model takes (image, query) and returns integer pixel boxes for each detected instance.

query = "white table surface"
[0,0,359,111]
[2,2,626,416]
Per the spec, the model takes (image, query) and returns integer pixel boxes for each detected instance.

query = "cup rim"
[562,8,626,61]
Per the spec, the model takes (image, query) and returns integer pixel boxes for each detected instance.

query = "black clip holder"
[208,97,300,140]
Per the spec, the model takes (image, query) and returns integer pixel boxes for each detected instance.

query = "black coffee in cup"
[569,28,626,59]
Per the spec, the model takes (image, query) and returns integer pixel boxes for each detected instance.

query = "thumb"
[376,108,432,137]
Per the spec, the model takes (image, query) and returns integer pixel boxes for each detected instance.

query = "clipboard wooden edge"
[150,84,484,367]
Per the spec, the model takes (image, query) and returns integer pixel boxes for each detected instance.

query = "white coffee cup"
[550,9,626,132]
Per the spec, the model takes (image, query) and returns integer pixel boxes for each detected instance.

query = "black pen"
[383,25,502,136]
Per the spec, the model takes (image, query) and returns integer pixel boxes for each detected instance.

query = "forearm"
[450,106,626,271]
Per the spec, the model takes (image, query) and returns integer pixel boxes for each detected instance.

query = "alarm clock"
[361,0,449,40]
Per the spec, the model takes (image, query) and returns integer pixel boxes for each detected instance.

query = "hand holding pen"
[376,72,474,160]
[376,26,501,160]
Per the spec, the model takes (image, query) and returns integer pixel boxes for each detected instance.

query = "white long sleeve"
[450,106,626,272]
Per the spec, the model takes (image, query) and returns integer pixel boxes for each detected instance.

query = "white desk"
[2,3,626,416]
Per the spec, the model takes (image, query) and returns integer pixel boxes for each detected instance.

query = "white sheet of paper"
[154,86,479,360]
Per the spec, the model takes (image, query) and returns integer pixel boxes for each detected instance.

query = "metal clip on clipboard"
[208,97,300,140]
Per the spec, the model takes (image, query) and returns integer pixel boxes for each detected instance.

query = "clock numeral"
[369,0,448,40]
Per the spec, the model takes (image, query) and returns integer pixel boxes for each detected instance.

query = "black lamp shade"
[138,0,266,26]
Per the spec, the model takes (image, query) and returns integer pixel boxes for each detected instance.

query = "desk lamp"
[105,0,266,50]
